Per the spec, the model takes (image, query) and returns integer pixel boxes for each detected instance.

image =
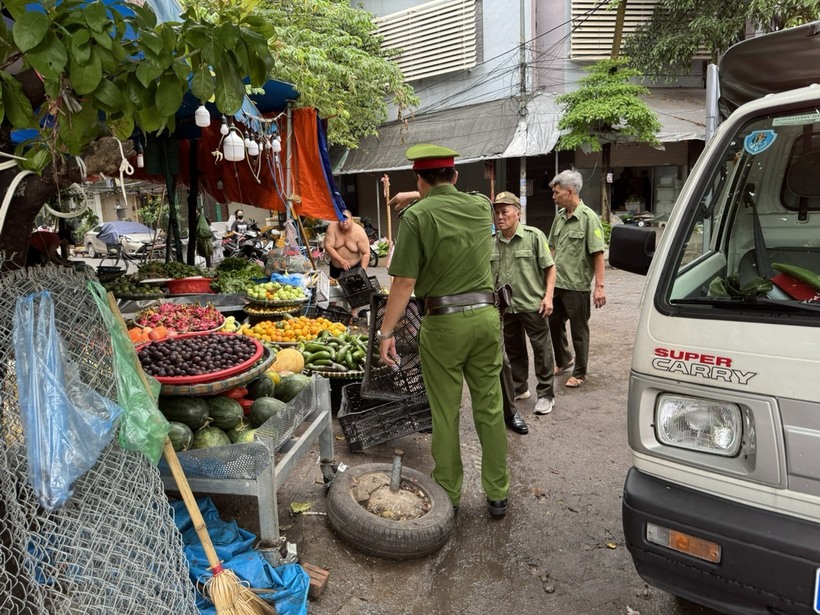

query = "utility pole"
[600,0,627,225]
[518,0,528,223]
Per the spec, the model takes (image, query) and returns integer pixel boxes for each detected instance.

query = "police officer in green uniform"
[378,144,510,518]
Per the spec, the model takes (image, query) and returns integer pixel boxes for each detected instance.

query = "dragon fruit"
[134,302,225,333]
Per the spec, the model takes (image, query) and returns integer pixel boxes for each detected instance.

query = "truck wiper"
[674,296,820,313]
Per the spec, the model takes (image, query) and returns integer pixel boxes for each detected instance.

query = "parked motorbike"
[221,222,269,262]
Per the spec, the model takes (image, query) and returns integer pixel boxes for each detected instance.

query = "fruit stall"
[122,278,343,544]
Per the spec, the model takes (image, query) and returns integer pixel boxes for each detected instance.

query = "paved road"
[209,264,720,615]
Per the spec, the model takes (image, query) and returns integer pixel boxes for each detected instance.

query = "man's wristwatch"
[376,329,395,341]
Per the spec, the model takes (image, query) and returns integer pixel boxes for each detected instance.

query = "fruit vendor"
[324,208,371,319]
[27,230,72,267]
[377,143,510,519]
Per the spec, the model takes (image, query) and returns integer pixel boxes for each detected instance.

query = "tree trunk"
[601,141,612,224]
[0,138,132,271]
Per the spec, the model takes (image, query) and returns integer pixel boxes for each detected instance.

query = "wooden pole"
[382,174,392,244]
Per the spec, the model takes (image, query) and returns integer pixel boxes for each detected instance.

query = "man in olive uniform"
[492,191,557,415]
[378,144,510,518]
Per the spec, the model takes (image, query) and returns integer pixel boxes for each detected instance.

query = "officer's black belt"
[425,291,496,316]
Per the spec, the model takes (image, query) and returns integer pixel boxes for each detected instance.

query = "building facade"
[332,0,707,236]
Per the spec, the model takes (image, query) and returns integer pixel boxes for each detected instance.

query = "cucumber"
[772,263,820,290]
[306,350,332,363]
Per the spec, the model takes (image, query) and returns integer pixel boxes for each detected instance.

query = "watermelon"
[246,375,275,400]
[233,428,258,444]
[249,397,287,427]
[192,426,231,449]
[274,374,311,403]
[226,418,253,443]
[168,421,194,452]
[158,396,210,430]
[206,396,244,430]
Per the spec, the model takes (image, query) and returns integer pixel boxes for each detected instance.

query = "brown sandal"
[565,376,587,388]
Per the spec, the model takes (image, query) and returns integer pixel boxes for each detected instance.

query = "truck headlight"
[655,395,742,456]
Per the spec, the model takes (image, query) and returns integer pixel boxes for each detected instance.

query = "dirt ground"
[212,264,722,615]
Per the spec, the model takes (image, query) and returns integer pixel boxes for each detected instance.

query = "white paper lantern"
[195,103,210,128]
[220,116,229,136]
[223,131,245,162]
[247,139,260,157]
[271,136,282,153]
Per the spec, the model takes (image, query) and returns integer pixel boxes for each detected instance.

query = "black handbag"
[495,283,512,315]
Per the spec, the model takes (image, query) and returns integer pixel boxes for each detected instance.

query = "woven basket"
[165,277,214,294]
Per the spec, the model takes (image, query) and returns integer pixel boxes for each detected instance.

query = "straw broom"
[105,292,277,615]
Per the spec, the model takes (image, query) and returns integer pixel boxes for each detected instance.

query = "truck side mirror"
[609,225,655,276]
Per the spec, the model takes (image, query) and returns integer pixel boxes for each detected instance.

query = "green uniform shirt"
[388,184,494,299]
[548,200,606,291]
[491,223,554,313]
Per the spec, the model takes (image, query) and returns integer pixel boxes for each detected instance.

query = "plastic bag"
[270,272,307,288]
[13,291,123,510]
[87,281,169,464]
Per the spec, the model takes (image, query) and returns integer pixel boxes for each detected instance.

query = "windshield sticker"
[652,348,757,385]
[772,112,820,126]
[744,130,777,155]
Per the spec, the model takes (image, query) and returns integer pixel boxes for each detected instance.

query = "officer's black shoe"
[487,498,508,519]
[505,412,529,435]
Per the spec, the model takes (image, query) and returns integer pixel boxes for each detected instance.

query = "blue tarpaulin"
[170,497,309,615]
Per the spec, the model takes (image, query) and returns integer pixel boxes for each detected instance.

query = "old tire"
[86,243,97,258]
[326,463,454,560]
[368,250,378,268]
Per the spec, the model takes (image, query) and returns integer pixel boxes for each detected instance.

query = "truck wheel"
[326,463,454,560]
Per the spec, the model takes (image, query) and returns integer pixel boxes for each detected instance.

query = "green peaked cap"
[405,144,460,170]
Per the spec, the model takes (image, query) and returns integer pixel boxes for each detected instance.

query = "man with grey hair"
[547,169,607,389]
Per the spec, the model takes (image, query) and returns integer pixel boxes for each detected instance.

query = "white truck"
[610,21,820,615]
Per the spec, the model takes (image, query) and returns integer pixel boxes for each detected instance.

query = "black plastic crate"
[361,294,425,400]
[338,382,432,453]
[338,269,381,308]
[302,304,352,324]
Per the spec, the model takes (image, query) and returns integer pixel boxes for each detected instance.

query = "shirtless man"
[324,209,370,279]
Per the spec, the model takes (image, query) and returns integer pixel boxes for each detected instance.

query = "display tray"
[158,346,274,397]
[304,367,364,379]
[139,278,172,286]
[137,332,263,384]
[114,291,168,301]
[244,296,309,307]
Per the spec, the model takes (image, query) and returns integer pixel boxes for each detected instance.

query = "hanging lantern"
[220,116,229,136]
[135,143,144,168]
[195,103,211,128]
[223,130,245,162]
[271,136,282,154]
[247,138,260,157]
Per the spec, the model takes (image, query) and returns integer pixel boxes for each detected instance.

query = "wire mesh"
[361,294,426,400]
[0,265,197,614]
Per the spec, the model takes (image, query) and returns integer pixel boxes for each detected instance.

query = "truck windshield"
[664,105,820,320]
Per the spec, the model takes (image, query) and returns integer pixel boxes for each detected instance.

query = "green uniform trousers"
[418,305,510,506]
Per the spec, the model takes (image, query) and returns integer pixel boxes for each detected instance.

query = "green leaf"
[0,74,36,128]
[138,106,163,133]
[214,56,245,115]
[155,75,184,116]
[136,61,164,88]
[191,66,215,103]
[126,74,152,107]
[70,47,102,95]
[19,146,52,175]
[140,31,165,57]
[108,115,135,141]
[92,28,113,51]
[93,78,123,112]
[13,11,50,52]
[27,33,68,79]
[83,2,108,33]
[70,29,93,64]
[217,23,240,50]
